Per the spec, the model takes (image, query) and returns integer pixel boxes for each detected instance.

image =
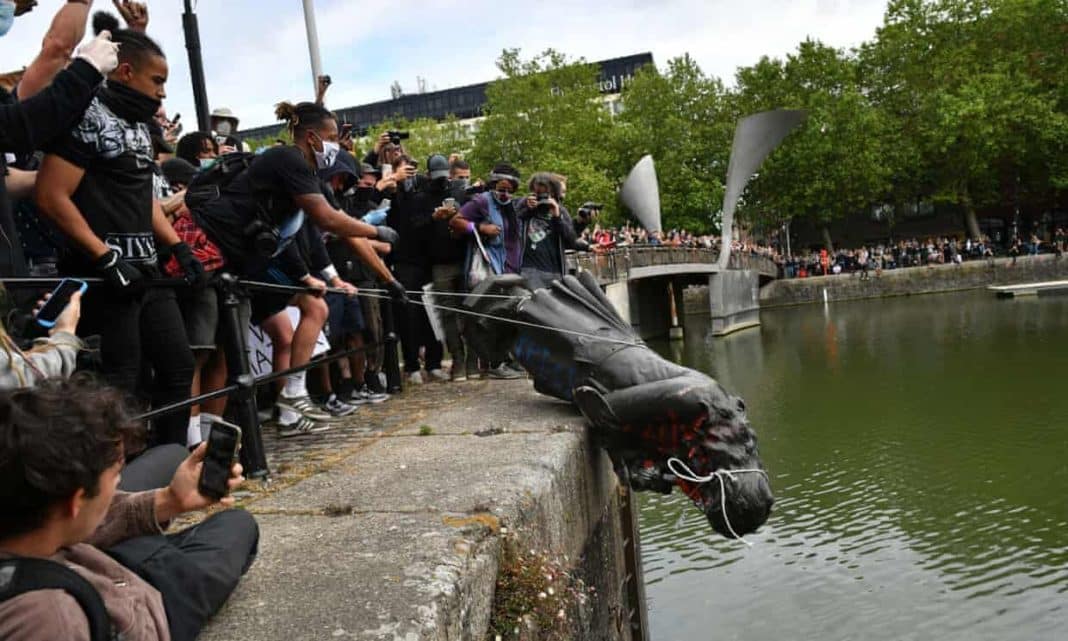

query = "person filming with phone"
[0,376,259,641]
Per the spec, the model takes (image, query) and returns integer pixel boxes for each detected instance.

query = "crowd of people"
[0,4,613,639]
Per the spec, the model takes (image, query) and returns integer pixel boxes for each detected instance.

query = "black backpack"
[0,557,114,641]
[183,151,257,211]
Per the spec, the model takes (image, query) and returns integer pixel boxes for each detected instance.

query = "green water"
[640,290,1068,641]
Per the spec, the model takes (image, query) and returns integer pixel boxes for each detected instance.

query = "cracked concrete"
[199,379,629,641]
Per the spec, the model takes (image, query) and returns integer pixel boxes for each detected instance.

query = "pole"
[301,0,324,98]
[182,0,211,133]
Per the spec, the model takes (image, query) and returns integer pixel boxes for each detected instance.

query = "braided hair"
[274,101,335,138]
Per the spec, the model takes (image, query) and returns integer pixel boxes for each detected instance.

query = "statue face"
[678,385,774,539]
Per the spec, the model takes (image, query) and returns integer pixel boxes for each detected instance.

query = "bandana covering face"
[101,81,162,123]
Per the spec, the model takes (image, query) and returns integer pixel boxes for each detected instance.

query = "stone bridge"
[566,246,779,339]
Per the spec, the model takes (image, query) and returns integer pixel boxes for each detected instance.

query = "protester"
[450,163,526,379]
[0,376,258,641]
[427,156,473,380]
[0,288,83,387]
[35,15,202,448]
[516,172,589,290]
[387,154,446,384]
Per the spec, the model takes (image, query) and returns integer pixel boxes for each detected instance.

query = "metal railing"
[570,246,779,283]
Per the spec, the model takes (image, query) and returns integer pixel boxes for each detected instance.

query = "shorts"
[178,285,219,350]
[248,265,294,325]
[326,292,364,347]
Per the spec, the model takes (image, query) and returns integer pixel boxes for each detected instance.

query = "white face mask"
[215,120,233,136]
[199,158,215,169]
[315,140,340,170]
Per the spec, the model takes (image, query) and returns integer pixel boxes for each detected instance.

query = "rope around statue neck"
[667,457,770,547]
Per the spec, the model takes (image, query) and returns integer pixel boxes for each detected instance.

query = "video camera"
[387,130,410,145]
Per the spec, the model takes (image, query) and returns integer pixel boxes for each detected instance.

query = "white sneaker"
[407,371,424,385]
[427,368,449,382]
[276,394,333,421]
[277,416,330,438]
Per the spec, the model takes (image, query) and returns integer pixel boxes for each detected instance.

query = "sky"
[2,0,890,130]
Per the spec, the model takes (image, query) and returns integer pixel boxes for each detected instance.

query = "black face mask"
[101,81,162,124]
[432,177,451,192]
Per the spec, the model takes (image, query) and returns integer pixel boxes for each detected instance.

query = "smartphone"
[171,113,181,124]
[340,123,353,137]
[198,419,242,501]
[381,163,393,180]
[36,278,87,329]
[442,197,457,210]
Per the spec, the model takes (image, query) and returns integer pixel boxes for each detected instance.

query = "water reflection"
[642,291,1068,641]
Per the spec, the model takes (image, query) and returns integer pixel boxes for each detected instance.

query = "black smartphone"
[36,278,87,329]
[198,419,242,501]
[171,113,181,124]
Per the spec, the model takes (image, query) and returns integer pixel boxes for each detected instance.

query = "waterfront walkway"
[200,379,622,641]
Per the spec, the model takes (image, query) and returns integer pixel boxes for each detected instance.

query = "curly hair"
[0,375,144,539]
[275,101,335,138]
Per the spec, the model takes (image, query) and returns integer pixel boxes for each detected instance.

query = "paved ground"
[199,375,614,641]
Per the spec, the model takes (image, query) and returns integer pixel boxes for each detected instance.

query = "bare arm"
[151,198,180,247]
[4,167,36,200]
[16,0,93,101]
[346,236,393,283]
[35,154,108,260]
[296,193,381,239]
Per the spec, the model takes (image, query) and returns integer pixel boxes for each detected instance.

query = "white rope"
[667,457,769,547]
[359,292,645,348]
[362,288,522,300]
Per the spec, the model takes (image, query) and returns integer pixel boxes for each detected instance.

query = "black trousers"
[79,286,195,447]
[119,444,188,492]
[392,262,442,373]
[107,509,259,641]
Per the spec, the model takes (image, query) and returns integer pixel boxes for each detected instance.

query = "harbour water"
[641,290,1068,641]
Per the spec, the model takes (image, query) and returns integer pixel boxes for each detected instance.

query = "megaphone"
[717,110,806,268]
[620,154,662,233]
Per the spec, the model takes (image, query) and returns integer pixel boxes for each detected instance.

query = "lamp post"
[301,0,324,98]
[182,0,211,132]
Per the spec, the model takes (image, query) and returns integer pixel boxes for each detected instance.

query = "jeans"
[392,262,442,373]
[107,510,259,641]
[79,286,195,447]
[431,263,465,370]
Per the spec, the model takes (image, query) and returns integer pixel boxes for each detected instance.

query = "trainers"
[487,363,523,380]
[277,416,330,438]
[427,368,449,382]
[451,362,468,382]
[407,371,424,385]
[351,384,389,405]
[336,378,356,402]
[323,394,358,418]
[277,394,333,421]
[365,371,386,394]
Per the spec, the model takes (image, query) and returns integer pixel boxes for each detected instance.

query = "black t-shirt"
[49,96,158,276]
[522,213,562,274]
[326,190,381,285]
[386,183,442,268]
[194,146,321,276]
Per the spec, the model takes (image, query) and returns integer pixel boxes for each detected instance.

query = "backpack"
[0,557,114,641]
[183,151,257,212]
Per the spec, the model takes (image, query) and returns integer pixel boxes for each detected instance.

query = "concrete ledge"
[200,381,628,641]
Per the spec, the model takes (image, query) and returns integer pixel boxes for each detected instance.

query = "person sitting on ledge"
[0,376,259,641]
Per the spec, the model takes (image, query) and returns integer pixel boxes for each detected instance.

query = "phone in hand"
[340,123,353,138]
[198,419,242,501]
[381,163,393,180]
[442,197,457,210]
[171,113,181,125]
[36,278,87,329]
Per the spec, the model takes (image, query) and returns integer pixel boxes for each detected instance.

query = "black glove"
[375,225,399,246]
[385,279,408,305]
[170,242,207,286]
[95,249,145,295]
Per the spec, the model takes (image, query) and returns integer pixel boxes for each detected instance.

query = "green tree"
[734,40,891,249]
[613,55,735,233]
[470,49,617,216]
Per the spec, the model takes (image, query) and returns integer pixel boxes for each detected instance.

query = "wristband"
[321,264,339,281]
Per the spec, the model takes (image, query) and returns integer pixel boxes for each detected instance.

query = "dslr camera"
[388,130,410,145]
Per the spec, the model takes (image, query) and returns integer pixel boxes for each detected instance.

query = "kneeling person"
[0,377,259,641]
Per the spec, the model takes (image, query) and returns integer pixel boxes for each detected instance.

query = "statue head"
[679,384,774,539]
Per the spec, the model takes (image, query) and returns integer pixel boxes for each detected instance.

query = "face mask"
[313,138,340,170]
[199,158,216,169]
[215,121,233,136]
[101,81,162,123]
[452,178,470,190]
[493,191,512,206]
[0,1,15,38]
